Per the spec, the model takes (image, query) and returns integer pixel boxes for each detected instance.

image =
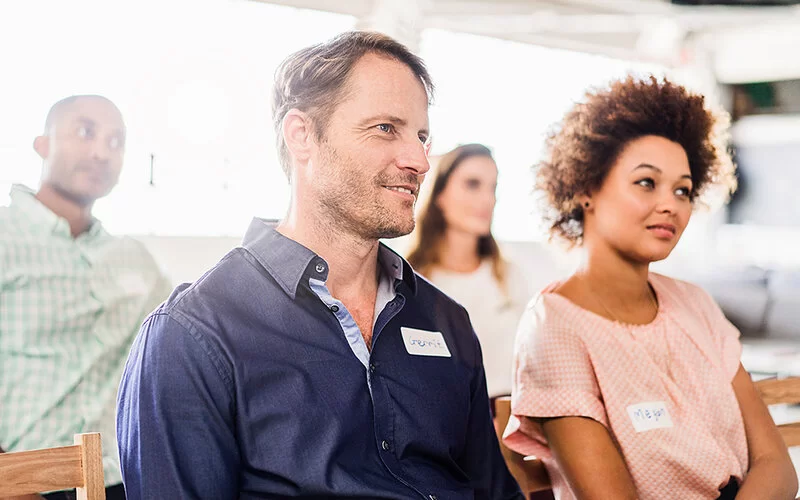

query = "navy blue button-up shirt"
[117,218,523,499]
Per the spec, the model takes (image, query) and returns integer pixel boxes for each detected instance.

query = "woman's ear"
[579,194,594,213]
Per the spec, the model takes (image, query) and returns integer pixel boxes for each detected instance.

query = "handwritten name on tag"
[401,327,451,357]
[626,401,673,432]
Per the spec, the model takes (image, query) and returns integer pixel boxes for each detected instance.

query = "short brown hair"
[537,75,737,246]
[271,31,434,180]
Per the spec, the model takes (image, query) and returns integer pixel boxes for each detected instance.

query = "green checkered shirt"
[0,184,172,486]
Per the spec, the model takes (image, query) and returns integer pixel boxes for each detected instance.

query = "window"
[420,29,665,241]
[0,0,355,235]
[1,2,663,240]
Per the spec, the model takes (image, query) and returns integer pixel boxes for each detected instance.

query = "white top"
[428,259,534,397]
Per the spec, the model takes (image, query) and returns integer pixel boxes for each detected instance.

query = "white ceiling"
[251,0,800,83]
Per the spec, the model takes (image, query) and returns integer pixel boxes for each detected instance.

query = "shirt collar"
[241,217,417,299]
[9,184,105,239]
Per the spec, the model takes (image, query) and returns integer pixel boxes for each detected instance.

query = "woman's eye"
[636,178,655,189]
[466,179,480,189]
[675,186,692,198]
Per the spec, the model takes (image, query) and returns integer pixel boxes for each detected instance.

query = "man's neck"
[35,184,94,238]
[436,229,481,273]
[276,209,380,300]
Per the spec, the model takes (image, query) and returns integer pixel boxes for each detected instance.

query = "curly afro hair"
[536,75,737,246]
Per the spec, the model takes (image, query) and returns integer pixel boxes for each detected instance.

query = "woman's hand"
[733,364,798,500]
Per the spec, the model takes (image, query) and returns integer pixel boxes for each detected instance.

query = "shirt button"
[330,305,339,313]
[369,363,376,373]
[315,262,325,273]
[381,440,390,451]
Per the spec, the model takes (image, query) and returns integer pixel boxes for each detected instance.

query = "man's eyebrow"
[75,116,97,127]
[358,114,429,139]
[358,114,407,127]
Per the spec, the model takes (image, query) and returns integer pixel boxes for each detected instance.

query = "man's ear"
[33,135,49,160]
[282,109,315,166]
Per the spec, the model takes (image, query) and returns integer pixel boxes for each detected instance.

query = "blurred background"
[2,0,800,369]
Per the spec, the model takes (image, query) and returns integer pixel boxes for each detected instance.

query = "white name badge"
[401,327,452,357]
[626,401,674,432]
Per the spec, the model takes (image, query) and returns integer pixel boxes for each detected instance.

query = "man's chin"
[372,220,415,240]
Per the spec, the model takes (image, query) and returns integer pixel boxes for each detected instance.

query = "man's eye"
[377,124,393,133]
[78,126,92,139]
[109,137,122,150]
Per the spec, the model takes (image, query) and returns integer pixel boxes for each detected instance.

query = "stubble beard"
[316,143,417,242]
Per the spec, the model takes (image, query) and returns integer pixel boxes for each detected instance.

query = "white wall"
[136,233,575,290]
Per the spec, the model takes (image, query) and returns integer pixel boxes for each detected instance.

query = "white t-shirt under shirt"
[428,259,534,397]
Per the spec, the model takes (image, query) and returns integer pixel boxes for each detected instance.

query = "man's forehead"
[58,98,125,130]
[339,55,430,126]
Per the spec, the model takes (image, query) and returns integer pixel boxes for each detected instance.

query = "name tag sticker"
[401,327,451,358]
[626,401,673,432]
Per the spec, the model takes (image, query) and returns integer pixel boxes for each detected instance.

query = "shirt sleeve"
[694,284,742,381]
[456,308,526,500]
[116,311,240,499]
[504,297,607,457]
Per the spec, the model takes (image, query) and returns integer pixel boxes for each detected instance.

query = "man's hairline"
[44,95,124,135]
[303,51,431,139]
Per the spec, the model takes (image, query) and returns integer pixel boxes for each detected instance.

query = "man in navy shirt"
[116,31,523,500]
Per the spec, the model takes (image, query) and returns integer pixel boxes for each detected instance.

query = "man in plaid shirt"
[0,95,171,500]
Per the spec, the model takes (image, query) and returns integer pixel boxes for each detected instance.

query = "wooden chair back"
[494,396,552,494]
[0,432,105,500]
[754,376,800,447]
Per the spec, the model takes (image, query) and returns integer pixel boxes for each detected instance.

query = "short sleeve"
[503,295,607,457]
[695,284,742,381]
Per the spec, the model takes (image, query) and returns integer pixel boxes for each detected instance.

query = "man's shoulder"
[0,204,24,239]
[156,246,268,324]
[410,270,470,317]
[0,205,36,266]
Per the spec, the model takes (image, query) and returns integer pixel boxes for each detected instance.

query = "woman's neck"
[571,240,657,321]
[436,229,482,273]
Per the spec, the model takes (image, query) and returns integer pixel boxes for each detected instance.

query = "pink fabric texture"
[503,273,747,500]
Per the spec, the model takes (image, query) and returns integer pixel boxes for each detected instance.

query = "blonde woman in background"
[407,143,534,398]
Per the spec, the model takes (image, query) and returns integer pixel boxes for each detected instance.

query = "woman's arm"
[540,416,637,500]
[732,364,798,500]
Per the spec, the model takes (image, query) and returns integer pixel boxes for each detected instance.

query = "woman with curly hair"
[503,76,797,500]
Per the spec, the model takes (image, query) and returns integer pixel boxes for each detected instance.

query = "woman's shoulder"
[518,281,588,332]
[650,272,714,305]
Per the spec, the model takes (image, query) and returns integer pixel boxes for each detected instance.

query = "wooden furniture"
[494,396,552,494]
[494,378,800,496]
[0,432,105,500]
[754,376,800,447]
